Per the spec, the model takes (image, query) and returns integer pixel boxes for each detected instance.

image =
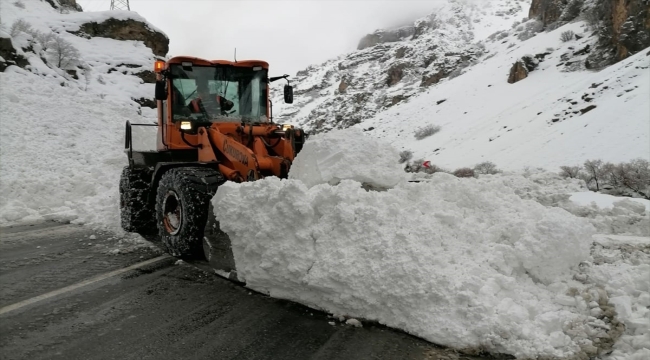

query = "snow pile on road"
[214,129,617,359]
[477,170,650,236]
[288,128,404,188]
[582,235,650,360]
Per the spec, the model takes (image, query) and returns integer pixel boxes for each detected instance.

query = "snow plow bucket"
[203,203,240,282]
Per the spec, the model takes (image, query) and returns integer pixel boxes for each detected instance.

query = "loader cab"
[169,64,269,123]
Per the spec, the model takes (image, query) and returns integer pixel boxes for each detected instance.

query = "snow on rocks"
[579,235,650,360]
[345,318,362,328]
[288,128,404,189]
[213,132,607,359]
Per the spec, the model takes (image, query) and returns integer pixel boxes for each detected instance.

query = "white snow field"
[358,20,650,171]
[1,1,648,359]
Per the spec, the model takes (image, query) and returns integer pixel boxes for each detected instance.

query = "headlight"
[180,121,192,130]
[282,124,293,131]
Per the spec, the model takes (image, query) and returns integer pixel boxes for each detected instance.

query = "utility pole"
[110,0,130,11]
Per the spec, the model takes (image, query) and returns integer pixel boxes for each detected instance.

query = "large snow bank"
[0,67,143,228]
[213,128,608,358]
[0,0,161,229]
[288,128,404,188]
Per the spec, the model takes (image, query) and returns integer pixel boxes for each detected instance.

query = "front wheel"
[155,167,224,258]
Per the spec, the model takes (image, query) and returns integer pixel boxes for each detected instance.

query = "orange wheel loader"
[120,57,306,276]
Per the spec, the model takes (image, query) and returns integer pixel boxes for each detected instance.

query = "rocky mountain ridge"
[273,0,649,134]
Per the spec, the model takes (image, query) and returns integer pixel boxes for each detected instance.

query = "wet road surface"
[0,221,498,360]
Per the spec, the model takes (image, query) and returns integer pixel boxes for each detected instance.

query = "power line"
[110,0,130,11]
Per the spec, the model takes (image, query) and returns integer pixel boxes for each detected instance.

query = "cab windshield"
[170,64,268,123]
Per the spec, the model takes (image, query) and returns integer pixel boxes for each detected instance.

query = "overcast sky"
[76,0,440,76]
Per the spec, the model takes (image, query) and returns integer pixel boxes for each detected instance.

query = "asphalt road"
[0,222,499,360]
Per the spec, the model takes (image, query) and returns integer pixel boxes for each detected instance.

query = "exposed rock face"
[529,0,564,26]
[338,79,349,93]
[357,34,381,50]
[507,61,528,84]
[0,38,29,72]
[386,64,406,86]
[420,70,448,87]
[272,0,527,133]
[44,0,82,12]
[133,97,156,109]
[609,0,650,60]
[586,0,650,67]
[357,26,416,50]
[73,19,169,57]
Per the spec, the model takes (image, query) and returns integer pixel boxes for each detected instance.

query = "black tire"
[119,166,156,234]
[156,167,224,258]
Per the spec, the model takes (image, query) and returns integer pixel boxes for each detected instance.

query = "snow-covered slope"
[0,0,163,227]
[361,21,650,171]
[272,0,529,130]
[273,0,649,172]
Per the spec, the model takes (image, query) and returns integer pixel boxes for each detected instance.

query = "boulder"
[357,33,381,50]
[507,61,528,84]
[0,38,29,72]
[338,78,349,93]
[386,64,406,86]
[72,18,169,57]
[420,69,447,87]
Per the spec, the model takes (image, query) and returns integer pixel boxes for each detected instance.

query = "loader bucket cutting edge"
[202,202,240,282]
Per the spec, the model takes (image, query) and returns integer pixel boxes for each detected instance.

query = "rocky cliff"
[528,0,650,66]
[273,0,527,133]
[72,18,168,57]
[275,0,649,134]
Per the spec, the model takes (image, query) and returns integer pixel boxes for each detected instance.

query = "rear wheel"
[155,167,224,258]
[119,166,156,235]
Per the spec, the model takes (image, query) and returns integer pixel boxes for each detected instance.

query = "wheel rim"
[162,190,182,235]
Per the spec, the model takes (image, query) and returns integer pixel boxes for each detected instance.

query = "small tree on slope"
[47,35,80,69]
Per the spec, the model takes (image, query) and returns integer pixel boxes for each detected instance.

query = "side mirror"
[284,84,293,104]
[155,80,166,101]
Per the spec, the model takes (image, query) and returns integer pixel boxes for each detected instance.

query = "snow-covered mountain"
[273,0,649,171]
[273,0,529,130]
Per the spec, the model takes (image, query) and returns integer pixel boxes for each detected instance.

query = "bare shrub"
[474,161,500,175]
[398,150,413,164]
[46,35,80,68]
[559,165,581,179]
[560,30,576,42]
[453,167,475,178]
[13,1,25,9]
[423,163,444,174]
[517,20,543,41]
[97,75,106,85]
[34,31,55,52]
[616,159,650,198]
[414,124,441,140]
[10,19,32,37]
[583,159,605,191]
